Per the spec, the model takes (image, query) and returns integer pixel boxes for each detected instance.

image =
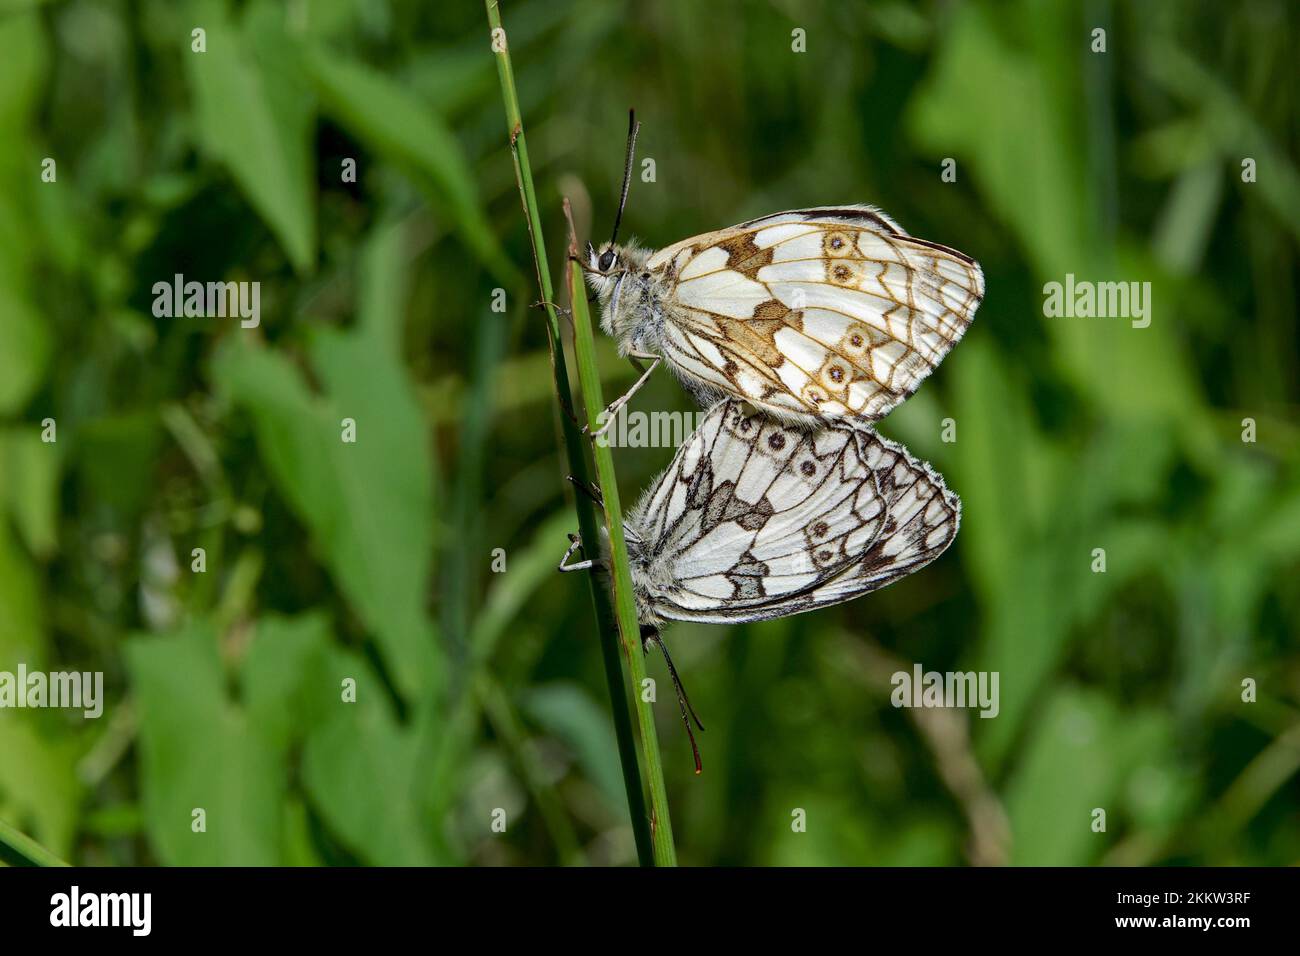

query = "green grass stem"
[485,0,676,866]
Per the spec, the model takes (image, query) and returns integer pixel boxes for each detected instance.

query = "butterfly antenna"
[642,625,705,775]
[609,109,640,248]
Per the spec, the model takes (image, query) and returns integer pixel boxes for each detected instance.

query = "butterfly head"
[584,240,645,300]
[583,241,621,303]
[583,240,657,345]
[586,240,619,273]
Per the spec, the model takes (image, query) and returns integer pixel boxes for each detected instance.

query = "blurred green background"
[0,0,1297,866]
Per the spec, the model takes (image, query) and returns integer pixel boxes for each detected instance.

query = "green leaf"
[213,333,441,704]
[0,523,44,666]
[468,510,573,662]
[0,426,61,559]
[0,719,80,860]
[0,10,45,131]
[1048,246,1207,430]
[301,646,438,866]
[908,0,1097,279]
[1144,41,1300,246]
[185,0,315,272]
[523,683,625,812]
[301,46,518,285]
[129,613,430,866]
[425,510,573,830]
[1004,687,1172,865]
[0,286,49,414]
[126,622,282,865]
[242,612,334,754]
[357,217,412,359]
[946,338,1047,605]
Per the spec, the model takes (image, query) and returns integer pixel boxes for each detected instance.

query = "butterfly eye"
[598,249,617,271]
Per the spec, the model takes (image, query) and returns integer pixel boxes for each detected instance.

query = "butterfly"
[560,398,961,768]
[580,114,984,437]
[620,399,959,626]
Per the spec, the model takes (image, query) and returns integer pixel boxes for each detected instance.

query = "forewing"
[648,206,983,423]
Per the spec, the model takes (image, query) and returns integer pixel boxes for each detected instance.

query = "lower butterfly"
[564,399,960,624]
[559,398,961,769]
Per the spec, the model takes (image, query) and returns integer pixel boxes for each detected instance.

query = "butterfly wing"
[647,206,983,424]
[624,399,960,625]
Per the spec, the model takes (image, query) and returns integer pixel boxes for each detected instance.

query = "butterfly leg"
[557,533,594,573]
[565,474,605,508]
[530,299,572,320]
[641,625,706,775]
[583,353,662,440]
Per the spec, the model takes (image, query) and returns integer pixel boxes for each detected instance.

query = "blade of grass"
[485,0,666,865]
[562,202,678,865]
[0,817,69,867]
[476,673,585,866]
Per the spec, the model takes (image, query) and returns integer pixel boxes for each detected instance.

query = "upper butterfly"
[582,116,983,433]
